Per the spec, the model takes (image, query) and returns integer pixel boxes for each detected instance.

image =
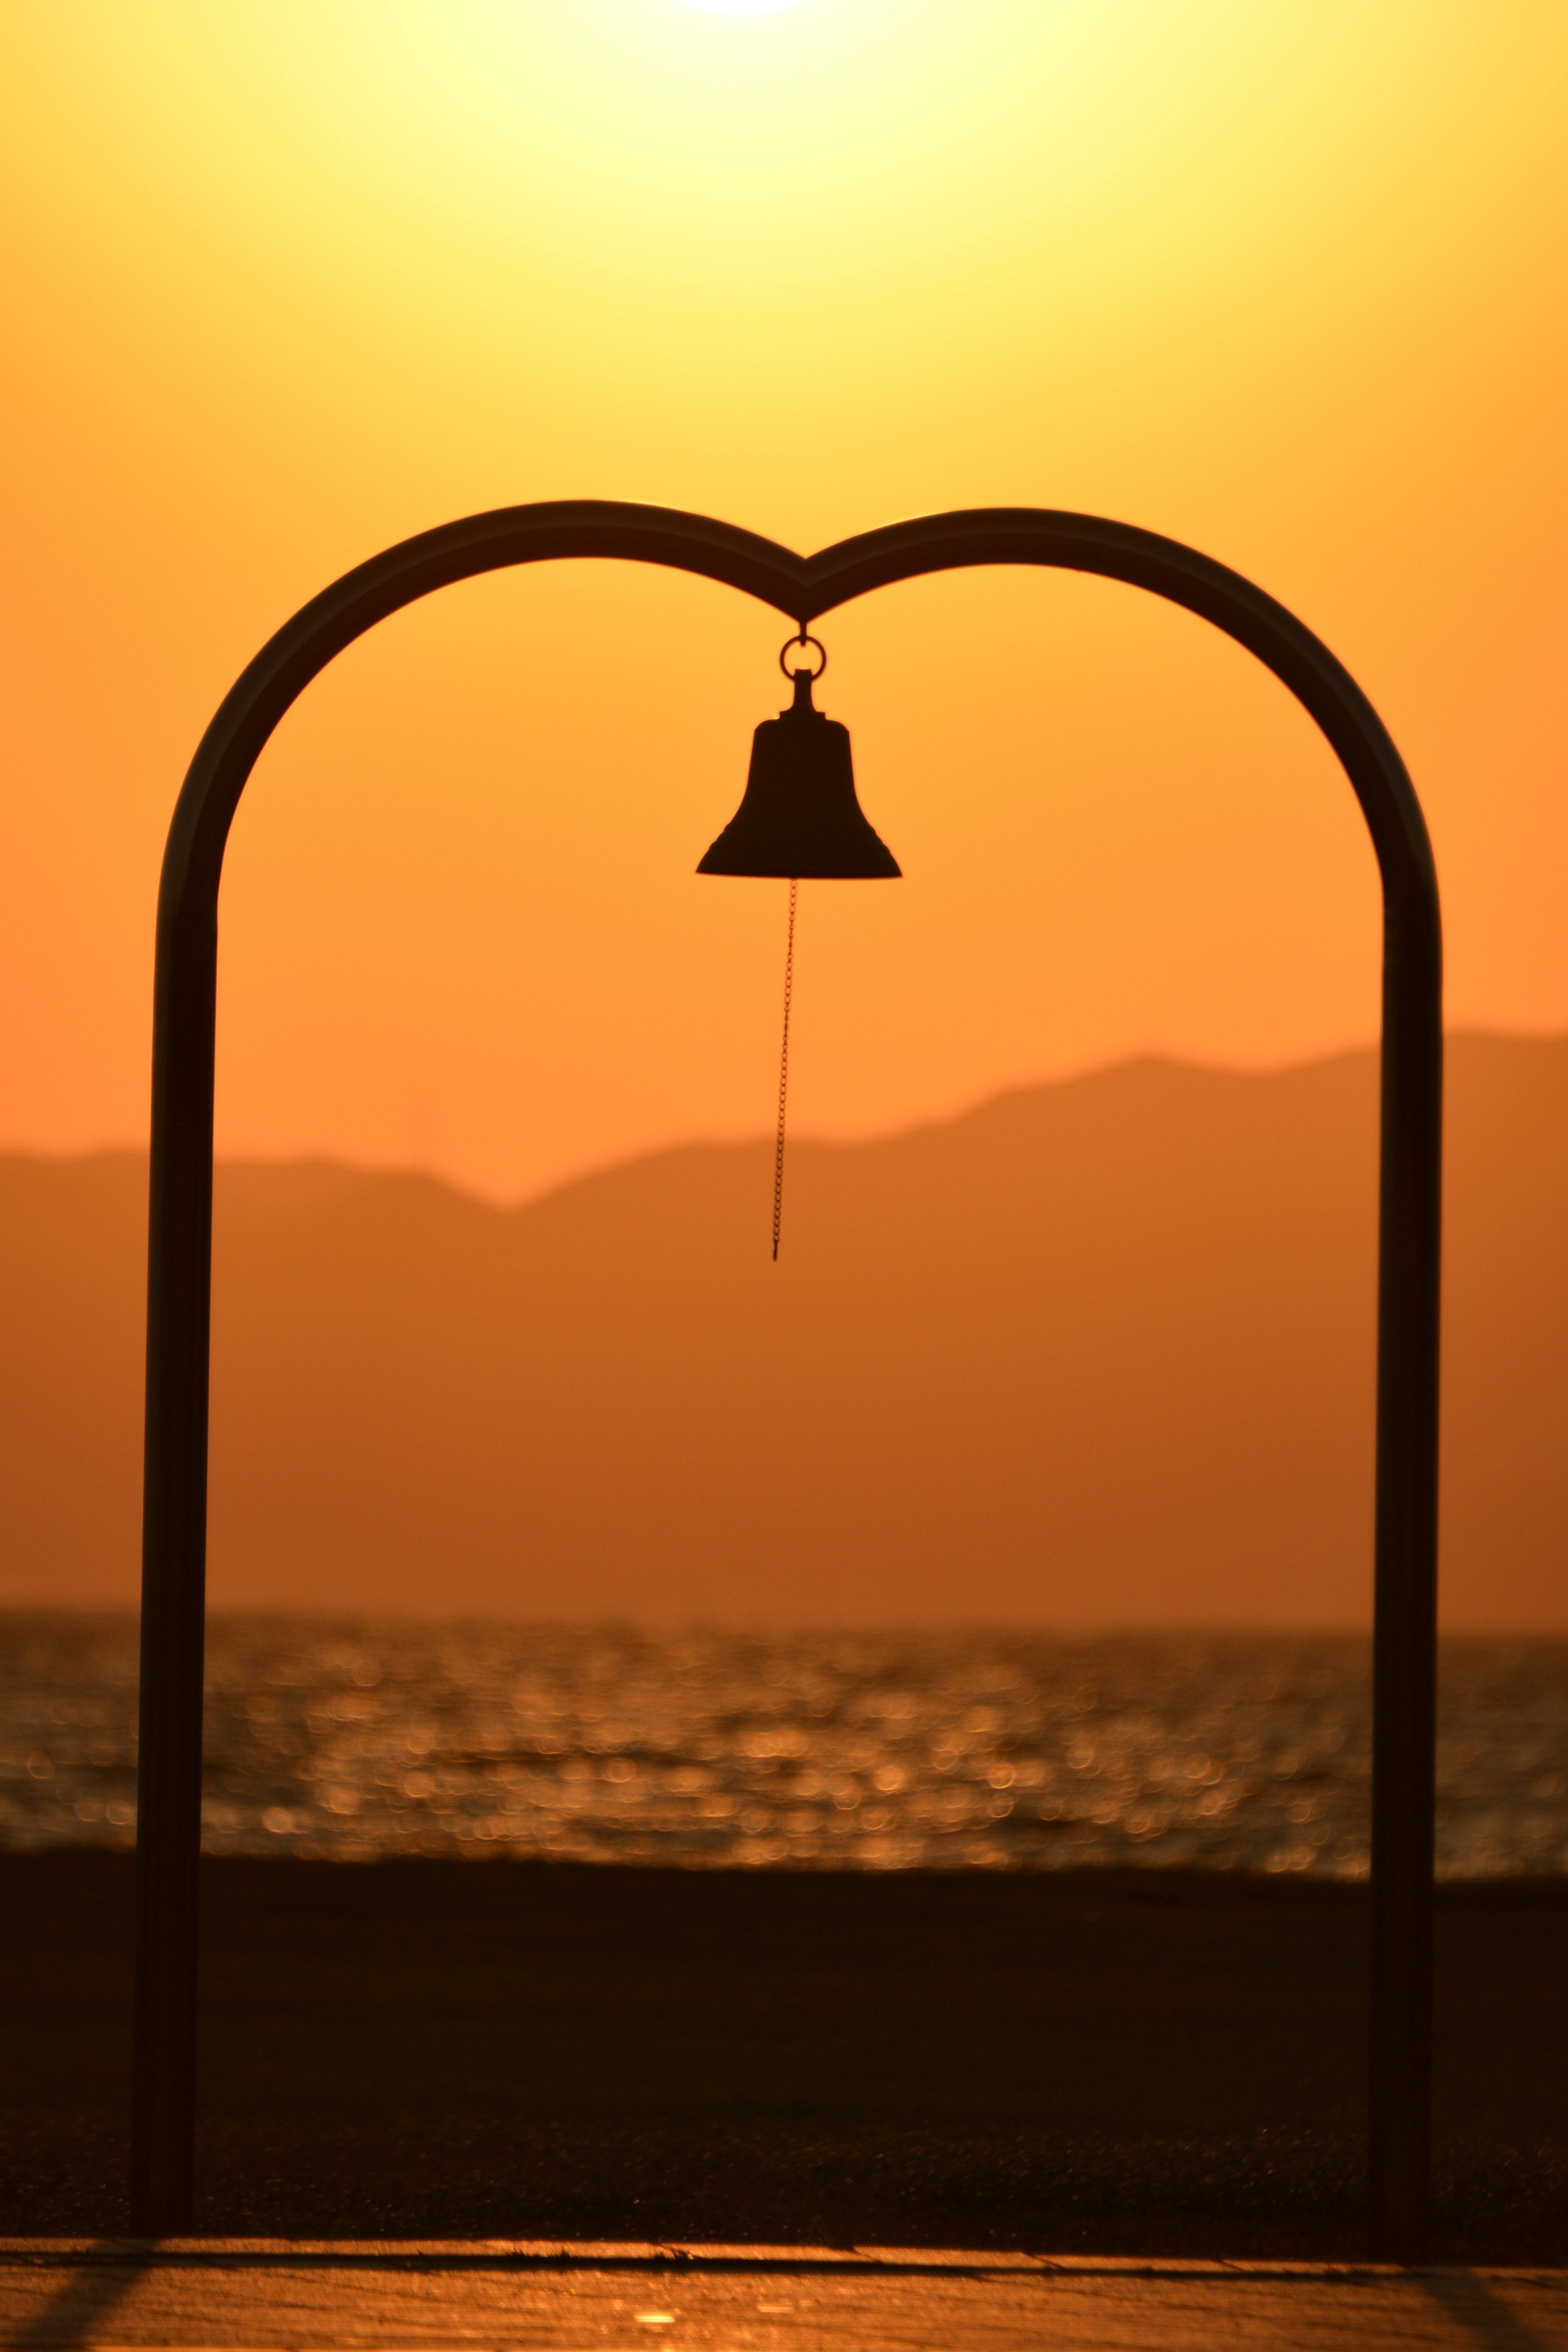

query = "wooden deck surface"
[2,2243,1565,2351]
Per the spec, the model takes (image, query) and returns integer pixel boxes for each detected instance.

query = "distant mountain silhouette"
[2,1035,1565,1627]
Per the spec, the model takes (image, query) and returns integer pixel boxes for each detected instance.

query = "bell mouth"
[697,662,902,880]
[697,825,901,881]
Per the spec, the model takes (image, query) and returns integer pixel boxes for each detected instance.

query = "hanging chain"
[772,876,797,1262]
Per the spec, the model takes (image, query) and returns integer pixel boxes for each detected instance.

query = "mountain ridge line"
[2,1032,1565,1628]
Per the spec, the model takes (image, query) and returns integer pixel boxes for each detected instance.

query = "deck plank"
[2,2246,1566,2351]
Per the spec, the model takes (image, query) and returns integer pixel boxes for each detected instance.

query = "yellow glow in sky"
[0,1,1564,1200]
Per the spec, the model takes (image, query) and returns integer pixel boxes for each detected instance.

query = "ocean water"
[2,1613,1565,1879]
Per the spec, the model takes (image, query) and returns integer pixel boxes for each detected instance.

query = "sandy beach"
[3,1853,1563,2259]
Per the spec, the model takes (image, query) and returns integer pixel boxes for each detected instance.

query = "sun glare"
[670,0,808,13]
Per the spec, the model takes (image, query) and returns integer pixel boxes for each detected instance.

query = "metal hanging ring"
[780,632,827,681]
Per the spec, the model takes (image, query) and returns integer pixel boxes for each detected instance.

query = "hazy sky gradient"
[2,1,1564,1199]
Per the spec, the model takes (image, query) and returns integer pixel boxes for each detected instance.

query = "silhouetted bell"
[697,644,900,879]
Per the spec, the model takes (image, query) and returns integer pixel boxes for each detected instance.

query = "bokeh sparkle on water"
[2,1614,1566,1878]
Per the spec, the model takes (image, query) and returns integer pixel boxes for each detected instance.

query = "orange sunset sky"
[2,1,1566,1204]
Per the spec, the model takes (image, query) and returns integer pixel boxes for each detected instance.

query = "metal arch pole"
[129,505,815,2235]
[131,501,1439,2258]
[803,510,1443,2261]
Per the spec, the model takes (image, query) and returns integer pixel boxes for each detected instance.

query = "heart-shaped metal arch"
[134,502,1441,2258]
